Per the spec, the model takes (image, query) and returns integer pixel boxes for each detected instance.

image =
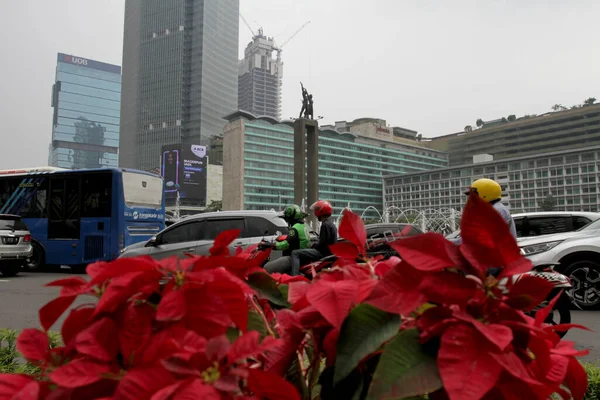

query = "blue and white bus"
[0,167,165,271]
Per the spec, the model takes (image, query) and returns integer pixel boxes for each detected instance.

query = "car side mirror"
[146,236,159,247]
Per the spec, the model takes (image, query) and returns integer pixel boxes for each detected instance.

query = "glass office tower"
[119,0,240,171]
[49,53,122,169]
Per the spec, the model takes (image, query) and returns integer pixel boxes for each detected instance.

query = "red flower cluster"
[0,193,589,400]
[0,233,298,400]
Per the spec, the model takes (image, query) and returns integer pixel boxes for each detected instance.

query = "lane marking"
[0,279,9,282]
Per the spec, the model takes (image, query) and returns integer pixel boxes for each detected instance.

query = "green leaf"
[247,272,290,307]
[366,329,442,400]
[334,304,401,384]
[225,327,240,343]
[247,310,268,339]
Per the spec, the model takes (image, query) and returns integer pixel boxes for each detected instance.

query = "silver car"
[0,215,33,277]
[118,210,289,261]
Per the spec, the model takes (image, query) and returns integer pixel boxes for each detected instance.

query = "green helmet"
[283,204,305,223]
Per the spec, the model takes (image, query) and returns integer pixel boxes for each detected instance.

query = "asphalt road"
[1,271,599,362]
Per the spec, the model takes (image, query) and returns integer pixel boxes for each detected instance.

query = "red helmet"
[310,200,333,218]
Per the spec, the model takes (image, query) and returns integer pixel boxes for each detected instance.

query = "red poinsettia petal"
[373,257,400,277]
[113,366,176,400]
[45,276,89,297]
[149,380,188,400]
[139,325,189,365]
[61,306,95,347]
[338,209,367,253]
[39,295,76,332]
[156,288,186,321]
[306,280,358,329]
[119,302,155,367]
[499,257,535,279]
[94,269,163,316]
[365,262,428,316]
[247,368,301,400]
[505,274,555,311]
[49,358,112,388]
[389,233,464,272]
[419,271,479,307]
[206,335,231,361]
[460,192,522,272]
[209,229,241,257]
[329,242,360,260]
[563,356,588,400]
[12,379,44,400]
[205,268,250,331]
[322,328,340,367]
[452,311,513,351]
[226,331,261,364]
[0,374,36,399]
[550,339,590,357]
[173,379,221,400]
[16,329,49,363]
[534,290,562,327]
[75,317,119,362]
[87,256,158,285]
[184,288,233,339]
[545,354,570,385]
[438,324,502,400]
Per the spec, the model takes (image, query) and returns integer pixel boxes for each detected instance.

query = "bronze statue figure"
[299,82,314,120]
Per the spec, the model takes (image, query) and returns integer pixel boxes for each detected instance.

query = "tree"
[501,117,508,123]
[583,97,597,106]
[552,104,567,112]
[204,200,222,212]
[464,125,473,133]
[539,195,556,212]
[507,114,516,122]
[476,118,484,128]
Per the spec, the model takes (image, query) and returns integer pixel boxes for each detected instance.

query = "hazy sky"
[1,0,599,169]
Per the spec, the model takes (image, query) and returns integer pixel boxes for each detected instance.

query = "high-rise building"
[238,29,282,120]
[49,53,121,169]
[119,0,240,171]
[222,111,448,217]
[425,104,600,166]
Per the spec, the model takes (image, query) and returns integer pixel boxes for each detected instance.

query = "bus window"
[82,172,112,217]
[20,179,49,219]
[48,177,81,239]
[123,172,163,209]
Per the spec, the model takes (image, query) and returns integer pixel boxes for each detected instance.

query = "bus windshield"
[123,172,163,209]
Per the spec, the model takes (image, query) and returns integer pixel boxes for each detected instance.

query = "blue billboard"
[57,53,121,74]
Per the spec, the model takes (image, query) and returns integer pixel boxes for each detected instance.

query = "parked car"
[518,217,600,310]
[0,215,33,277]
[119,210,289,261]
[364,223,424,258]
[446,211,600,240]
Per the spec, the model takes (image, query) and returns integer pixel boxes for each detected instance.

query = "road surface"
[1,271,598,362]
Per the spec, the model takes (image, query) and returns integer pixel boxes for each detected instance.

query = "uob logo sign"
[65,55,88,66]
[191,145,206,159]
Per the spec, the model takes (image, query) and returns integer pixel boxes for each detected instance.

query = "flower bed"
[0,193,590,399]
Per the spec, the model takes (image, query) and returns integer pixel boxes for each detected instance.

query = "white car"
[518,218,600,310]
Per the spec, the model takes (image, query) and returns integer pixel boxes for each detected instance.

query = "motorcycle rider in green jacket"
[262,205,311,274]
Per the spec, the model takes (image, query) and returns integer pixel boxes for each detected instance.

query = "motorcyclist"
[449,178,517,244]
[261,205,311,274]
[290,200,338,276]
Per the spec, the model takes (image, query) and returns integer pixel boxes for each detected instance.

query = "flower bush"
[0,193,589,399]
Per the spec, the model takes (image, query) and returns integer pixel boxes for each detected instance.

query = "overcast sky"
[1,0,599,169]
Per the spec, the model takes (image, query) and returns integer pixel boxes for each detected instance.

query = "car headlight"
[520,241,563,257]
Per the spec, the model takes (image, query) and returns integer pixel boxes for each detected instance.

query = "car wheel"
[564,260,600,310]
[26,242,45,271]
[0,261,21,277]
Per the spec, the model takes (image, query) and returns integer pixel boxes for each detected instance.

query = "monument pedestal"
[294,118,319,230]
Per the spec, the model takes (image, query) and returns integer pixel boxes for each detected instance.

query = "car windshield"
[0,216,28,231]
[578,218,600,232]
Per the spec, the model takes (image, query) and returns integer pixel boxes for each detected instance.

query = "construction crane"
[275,21,311,62]
[239,12,262,39]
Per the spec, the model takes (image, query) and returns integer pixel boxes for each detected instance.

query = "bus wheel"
[26,242,45,271]
[70,264,88,275]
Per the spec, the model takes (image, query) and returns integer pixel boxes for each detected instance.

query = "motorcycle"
[502,264,572,338]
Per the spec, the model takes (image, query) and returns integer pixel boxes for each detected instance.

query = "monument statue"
[299,82,314,120]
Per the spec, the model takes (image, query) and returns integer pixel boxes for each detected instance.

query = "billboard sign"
[161,144,208,206]
[57,53,122,75]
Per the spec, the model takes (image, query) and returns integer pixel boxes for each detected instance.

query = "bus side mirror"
[146,236,158,247]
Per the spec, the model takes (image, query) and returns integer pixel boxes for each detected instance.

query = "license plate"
[2,237,18,245]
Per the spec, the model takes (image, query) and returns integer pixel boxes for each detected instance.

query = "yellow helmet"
[465,178,502,202]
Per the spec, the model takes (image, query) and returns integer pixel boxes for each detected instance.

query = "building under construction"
[238,29,282,120]
[237,17,310,120]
